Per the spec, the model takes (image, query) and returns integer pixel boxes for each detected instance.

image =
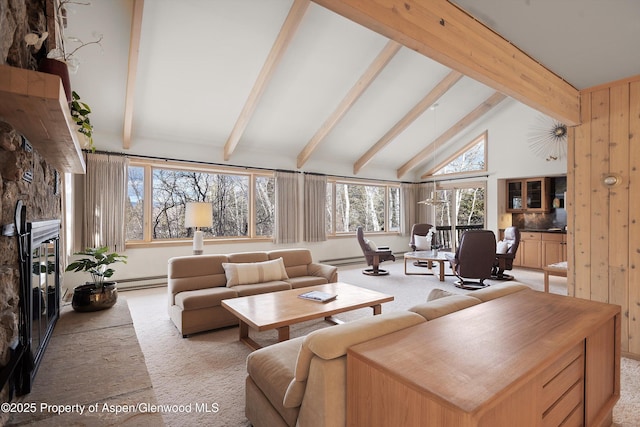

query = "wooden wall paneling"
[566,126,575,296]
[608,84,630,354]
[628,81,640,356]
[589,89,611,303]
[573,94,592,299]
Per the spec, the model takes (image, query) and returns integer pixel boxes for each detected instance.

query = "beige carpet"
[124,262,640,427]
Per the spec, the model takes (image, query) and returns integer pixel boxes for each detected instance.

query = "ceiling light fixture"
[419,103,448,206]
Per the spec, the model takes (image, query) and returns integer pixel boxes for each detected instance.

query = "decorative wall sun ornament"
[527,115,567,161]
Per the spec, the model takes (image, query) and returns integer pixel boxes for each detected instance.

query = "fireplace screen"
[24,220,61,393]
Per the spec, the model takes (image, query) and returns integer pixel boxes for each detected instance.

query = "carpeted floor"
[123,262,640,427]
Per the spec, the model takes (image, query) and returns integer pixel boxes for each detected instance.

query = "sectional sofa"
[245,282,529,427]
[167,248,338,337]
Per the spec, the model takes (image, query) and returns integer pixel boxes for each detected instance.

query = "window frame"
[423,131,488,179]
[326,177,401,237]
[125,158,275,248]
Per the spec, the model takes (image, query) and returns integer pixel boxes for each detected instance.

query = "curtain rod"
[85,149,451,185]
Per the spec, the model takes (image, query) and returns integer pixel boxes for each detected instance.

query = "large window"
[432,131,487,177]
[326,180,400,235]
[126,160,274,243]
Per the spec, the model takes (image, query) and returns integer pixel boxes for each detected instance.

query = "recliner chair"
[409,223,434,251]
[492,226,521,280]
[357,226,395,276]
[445,230,497,290]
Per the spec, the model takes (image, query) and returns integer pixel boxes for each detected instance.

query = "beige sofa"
[245,282,529,427]
[168,248,338,337]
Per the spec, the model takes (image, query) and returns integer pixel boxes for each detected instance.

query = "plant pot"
[38,58,72,103]
[72,282,118,312]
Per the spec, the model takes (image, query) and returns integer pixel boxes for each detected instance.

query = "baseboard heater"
[116,275,167,291]
[319,256,366,267]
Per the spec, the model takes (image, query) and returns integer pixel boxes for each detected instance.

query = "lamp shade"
[185,202,213,229]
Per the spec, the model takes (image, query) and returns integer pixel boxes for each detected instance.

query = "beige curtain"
[304,174,327,242]
[401,183,417,236]
[416,183,432,224]
[83,153,128,252]
[275,171,299,244]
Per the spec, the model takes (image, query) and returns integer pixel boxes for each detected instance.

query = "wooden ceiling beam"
[297,40,402,168]
[311,0,580,126]
[224,0,310,161]
[397,91,507,178]
[123,0,144,150]
[353,70,463,174]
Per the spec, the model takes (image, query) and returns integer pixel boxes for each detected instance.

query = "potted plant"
[65,246,127,312]
[70,91,95,151]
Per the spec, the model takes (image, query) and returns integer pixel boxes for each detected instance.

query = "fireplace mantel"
[0,65,85,174]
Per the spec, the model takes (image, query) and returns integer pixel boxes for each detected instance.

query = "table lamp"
[185,202,213,255]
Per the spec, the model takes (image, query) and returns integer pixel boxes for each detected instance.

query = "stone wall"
[1,0,48,69]
[0,0,62,415]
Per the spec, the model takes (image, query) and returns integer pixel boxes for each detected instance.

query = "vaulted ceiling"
[64,0,640,181]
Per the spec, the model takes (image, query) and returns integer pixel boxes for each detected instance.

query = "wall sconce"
[602,174,621,187]
[185,202,213,255]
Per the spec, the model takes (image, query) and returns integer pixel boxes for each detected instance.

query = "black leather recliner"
[445,229,497,289]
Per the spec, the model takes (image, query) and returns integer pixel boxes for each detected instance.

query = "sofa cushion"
[285,276,328,289]
[268,249,313,278]
[468,282,529,302]
[409,294,482,320]
[174,287,238,310]
[234,281,291,297]
[223,258,289,287]
[282,311,425,408]
[247,336,304,426]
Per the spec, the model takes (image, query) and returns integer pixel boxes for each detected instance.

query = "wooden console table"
[347,290,620,427]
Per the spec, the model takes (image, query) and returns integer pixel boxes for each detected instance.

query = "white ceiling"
[64,0,640,180]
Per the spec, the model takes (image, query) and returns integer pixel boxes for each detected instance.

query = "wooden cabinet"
[509,231,567,269]
[347,291,620,427]
[542,232,567,265]
[518,232,542,268]
[506,178,550,212]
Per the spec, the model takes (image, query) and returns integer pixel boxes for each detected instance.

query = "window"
[326,180,400,235]
[433,131,487,176]
[434,182,486,249]
[126,160,274,243]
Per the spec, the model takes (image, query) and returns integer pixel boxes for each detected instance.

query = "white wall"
[63,99,566,293]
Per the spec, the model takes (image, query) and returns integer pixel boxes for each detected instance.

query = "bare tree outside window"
[334,183,387,232]
[125,163,273,242]
[126,166,144,241]
[255,176,274,236]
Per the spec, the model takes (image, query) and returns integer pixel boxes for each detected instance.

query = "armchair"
[492,226,521,280]
[445,230,496,290]
[409,223,434,251]
[356,226,395,276]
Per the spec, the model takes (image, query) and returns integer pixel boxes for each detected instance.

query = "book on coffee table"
[298,290,337,303]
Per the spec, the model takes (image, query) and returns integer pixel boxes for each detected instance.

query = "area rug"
[125,262,640,426]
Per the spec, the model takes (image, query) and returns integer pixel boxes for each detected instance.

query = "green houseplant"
[70,91,95,151]
[65,246,127,312]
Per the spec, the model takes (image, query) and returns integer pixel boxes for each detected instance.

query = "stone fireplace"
[0,0,67,419]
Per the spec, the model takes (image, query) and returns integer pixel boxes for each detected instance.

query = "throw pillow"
[496,240,510,254]
[414,234,431,251]
[223,258,289,287]
[427,288,455,301]
[365,239,378,251]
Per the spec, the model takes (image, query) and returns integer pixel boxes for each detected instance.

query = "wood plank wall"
[569,75,640,358]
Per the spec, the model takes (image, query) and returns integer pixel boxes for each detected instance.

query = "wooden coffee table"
[221,282,393,350]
